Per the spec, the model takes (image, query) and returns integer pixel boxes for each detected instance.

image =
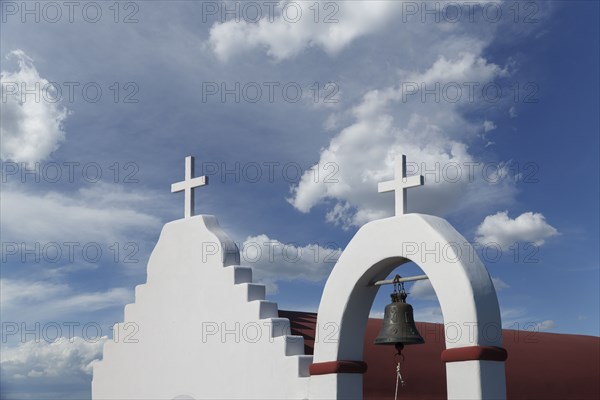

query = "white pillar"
[447,361,507,400]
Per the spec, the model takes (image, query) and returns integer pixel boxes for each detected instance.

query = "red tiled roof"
[279,310,600,400]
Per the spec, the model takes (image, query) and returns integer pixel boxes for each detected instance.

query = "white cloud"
[0,279,132,398]
[0,280,69,308]
[501,308,557,332]
[413,305,444,324]
[1,337,106,378]
[483,120,497,132]
[491,277,510,291]
[535,319,556,332]
[288,52,517,228]
[500,307,528,329]
[241,234,341,294]
[475,211,559,249]
[0,183,162,244]
[482,120,497,147]
[1,50,70,165]
[369,310,385,319]
[410,279,437,301]
[410,276,508,301]
[49,288,132,313]
[0,278,133,323]
[207,1,401,62]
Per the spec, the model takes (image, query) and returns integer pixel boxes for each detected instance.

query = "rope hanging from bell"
[394,343,405,400]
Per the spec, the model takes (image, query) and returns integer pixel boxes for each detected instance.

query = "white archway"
[309,214,507,400]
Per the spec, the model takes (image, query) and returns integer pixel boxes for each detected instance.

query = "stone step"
[249,300,279,319]
[279,335,306,356]
[294,355,313,378]
[134,284,147,301]
[262,317,291,337]
[230,265,253,284]
[236,283,266,302]
[123,303,136,320]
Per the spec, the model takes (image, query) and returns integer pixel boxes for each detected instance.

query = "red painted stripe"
[441,346,508,362]
[309,361,368,375]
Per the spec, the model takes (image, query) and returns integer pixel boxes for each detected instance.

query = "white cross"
[378,155,424,216]
[171,156,208,219]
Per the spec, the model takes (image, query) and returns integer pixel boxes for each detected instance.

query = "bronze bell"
[374,286,424,347]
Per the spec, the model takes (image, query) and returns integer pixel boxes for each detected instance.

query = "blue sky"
[1,1,598,398]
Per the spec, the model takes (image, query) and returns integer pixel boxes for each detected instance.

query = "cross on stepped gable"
[378,154,424,216]
[171,156,208,218]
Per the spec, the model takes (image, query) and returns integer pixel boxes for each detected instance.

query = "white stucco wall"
[92,215,312,399]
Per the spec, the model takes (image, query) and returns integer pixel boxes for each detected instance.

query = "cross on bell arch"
[378,155,424,215]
